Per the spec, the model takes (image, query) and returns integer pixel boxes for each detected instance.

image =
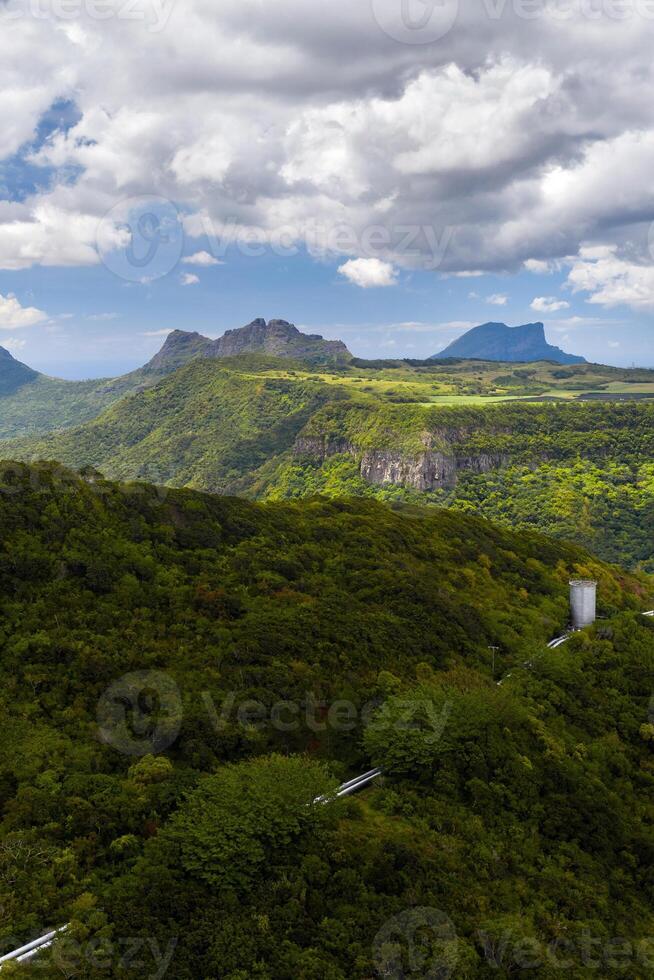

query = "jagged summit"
[212,318,350,360]
[143,318,352,373]
[432,321,586,365]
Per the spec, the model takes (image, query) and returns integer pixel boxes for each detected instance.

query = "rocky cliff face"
[294,435,356,460]
[359,450,459,491]
[294,434,510,491]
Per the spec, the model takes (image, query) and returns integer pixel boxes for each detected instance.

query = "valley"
[3,336,653,571]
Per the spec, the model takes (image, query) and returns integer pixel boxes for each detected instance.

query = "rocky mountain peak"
[432,321,586,365]
[142,329,214,374]
[142,318,352,375]
[209,318,352,362]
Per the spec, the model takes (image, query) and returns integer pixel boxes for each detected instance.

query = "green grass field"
[240,366,654,407]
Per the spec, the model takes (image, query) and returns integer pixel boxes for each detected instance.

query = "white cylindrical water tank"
[569,580,597,630]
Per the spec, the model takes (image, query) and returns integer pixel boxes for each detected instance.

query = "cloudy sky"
[0,0,653,376]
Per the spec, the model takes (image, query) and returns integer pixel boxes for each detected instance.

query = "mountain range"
[433,321,586,364]
[0,317,586,440]
[0,343,39,396]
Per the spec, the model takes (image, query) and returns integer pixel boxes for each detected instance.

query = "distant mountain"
[432,322,586,365]
[142,319,352,374]
[0,345,39,396]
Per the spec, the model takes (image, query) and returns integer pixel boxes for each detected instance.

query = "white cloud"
[566,246,654,310]
[1,336,27,353]
[1,3,654,281]
[0,293,48,330]
[338,258,397,288]
[486,294,508,306]
[143,329,175,337]
[182,251,223,267]
[180,272,200,286]
[395,320,474,333]
[548,315,616,332]
[87,312,119,321]
[531,296,570,313]
[524,259,559,275]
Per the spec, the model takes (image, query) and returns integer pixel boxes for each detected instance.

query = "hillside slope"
[0,345,38,396]
[0,464,653,977]
[3,356,345,490]
[0,349,169,441]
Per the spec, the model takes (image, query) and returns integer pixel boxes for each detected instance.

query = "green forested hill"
[4,356,654,570]
[274,398,654,571]
[0,464,653,977]
[1,356,343,488]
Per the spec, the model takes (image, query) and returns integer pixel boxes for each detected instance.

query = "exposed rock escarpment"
[359,450,458,491]
[294,435,356,461]
[294,433,510,491]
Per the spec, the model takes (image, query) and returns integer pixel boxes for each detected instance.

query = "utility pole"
[489,646,499,680]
